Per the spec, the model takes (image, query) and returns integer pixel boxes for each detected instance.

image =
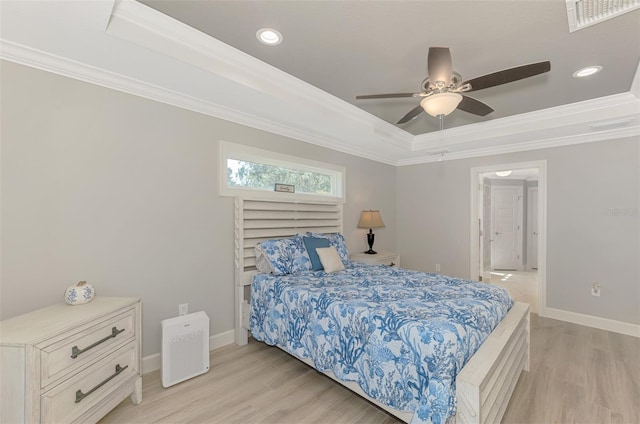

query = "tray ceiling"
[1,0,639,165]
[140,1,640,135]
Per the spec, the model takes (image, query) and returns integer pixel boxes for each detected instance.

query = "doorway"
[471,161,547,316]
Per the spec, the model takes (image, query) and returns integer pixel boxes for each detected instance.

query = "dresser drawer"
[40,309,136,388]
[41,342,137,424]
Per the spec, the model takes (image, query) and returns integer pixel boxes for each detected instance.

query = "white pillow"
[316,246,345,273]
[254,244,273,273]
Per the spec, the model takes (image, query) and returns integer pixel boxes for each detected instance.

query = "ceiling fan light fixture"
[256,28,282,45]
[420,92,463,117]
[573,65,602,78]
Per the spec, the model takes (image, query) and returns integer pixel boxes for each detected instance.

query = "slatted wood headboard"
[233,196,343,345]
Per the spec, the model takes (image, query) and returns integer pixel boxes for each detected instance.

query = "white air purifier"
[161,311,210,388]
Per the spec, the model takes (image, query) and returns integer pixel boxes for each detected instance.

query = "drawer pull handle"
[71,326,125,359]
[75,364,128,403]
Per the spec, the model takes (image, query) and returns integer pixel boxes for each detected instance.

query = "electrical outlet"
[591,283,601,297]
[179,303,189,316]
[435,264,441,273]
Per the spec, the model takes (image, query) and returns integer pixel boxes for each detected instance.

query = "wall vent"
[566,0,640,32]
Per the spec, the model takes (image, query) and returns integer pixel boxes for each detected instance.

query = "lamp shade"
[420,92,463,117]
[358,210,385,229]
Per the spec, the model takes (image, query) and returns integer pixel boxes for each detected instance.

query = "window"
[220,141,345,201]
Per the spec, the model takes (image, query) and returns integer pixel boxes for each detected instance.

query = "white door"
[527,186,539,269]
[491,185,523,270]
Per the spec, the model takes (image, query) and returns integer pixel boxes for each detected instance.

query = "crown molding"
[0,39,400,166]
[397,123,640,166]
[1,0,638,168]
[4,36,637,168]
[107,0,413,151]
[412,92,640,150]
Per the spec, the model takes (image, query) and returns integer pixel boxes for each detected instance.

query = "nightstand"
[350,251,400,267]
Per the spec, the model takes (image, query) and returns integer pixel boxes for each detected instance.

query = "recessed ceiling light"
[495,170,512,177]
[573,66,602,78]
[256,28,282,46]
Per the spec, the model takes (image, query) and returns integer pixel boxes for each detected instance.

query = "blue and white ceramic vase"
[65,280,95,305]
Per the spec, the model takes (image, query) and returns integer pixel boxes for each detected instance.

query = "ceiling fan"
[356,47,551,125]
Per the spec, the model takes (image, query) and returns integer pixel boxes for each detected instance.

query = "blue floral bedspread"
[249,263,513,424]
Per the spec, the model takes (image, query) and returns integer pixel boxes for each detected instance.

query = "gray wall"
[2,58,638,361]
[0,61,397,356]
[397,137,640,325]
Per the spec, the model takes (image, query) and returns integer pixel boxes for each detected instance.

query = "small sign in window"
[274,183,295,193]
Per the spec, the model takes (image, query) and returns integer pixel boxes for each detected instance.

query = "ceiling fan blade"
[457,95,494,116]
[356,93,418,99]
[397,104,424,124]
[428,47,453,86]
[464,61,551,92]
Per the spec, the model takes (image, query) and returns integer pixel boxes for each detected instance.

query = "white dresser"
[350,251,400,267]
[0,297,142,423]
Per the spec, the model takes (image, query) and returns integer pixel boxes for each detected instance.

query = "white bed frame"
[234,197,530,424]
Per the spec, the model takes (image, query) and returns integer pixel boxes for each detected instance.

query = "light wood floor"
[484,270,539,314]
[100,315,640,424]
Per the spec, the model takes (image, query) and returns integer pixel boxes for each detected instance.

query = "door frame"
[526,186,539,270]
[479,182,492,275]
[470,160,548,316]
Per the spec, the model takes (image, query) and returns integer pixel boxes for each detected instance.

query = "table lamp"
[357,210,385,254]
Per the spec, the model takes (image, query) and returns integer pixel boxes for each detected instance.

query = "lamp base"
[365,230,376,254]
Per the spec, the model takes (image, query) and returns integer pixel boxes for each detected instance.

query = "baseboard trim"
[142,329,235,374]
[545,307,640,338]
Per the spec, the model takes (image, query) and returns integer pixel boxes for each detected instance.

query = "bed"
[234,197,530,424]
